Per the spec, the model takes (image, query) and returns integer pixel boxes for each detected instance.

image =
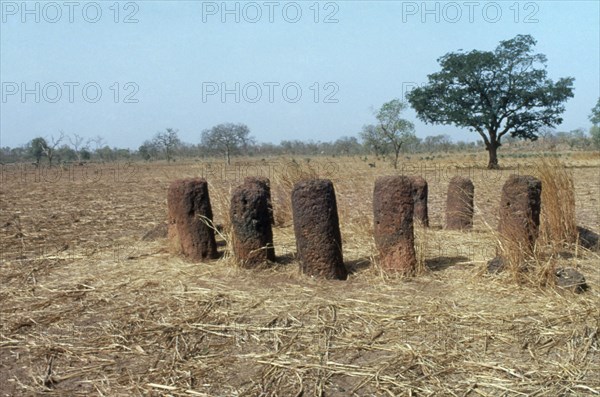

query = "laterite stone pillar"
[168,178,218,261]
[446,176,474,230]
[291,179,347,280]
[230,177,275,267]
[373,176,417,274]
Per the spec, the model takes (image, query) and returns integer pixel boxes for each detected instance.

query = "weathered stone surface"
[230,178,275,267]
[446,176,474,230]
[373,176,417,274]
[245,176,274,225]
[577,226,600,252]
[167,178,218,261]
[291,179,347,280]
[498,175,542,253]
[555,267,587,293]
[410,176,429,227]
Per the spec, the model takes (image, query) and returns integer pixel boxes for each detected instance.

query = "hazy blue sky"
[1,0,599,149]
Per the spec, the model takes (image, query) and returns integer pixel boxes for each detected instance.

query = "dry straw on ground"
[1,154,599,396]
[534,157,578,248]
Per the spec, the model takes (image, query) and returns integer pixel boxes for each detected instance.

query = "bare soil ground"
[1,152,599,396]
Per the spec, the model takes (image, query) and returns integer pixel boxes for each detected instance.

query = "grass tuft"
[534,157,578,249]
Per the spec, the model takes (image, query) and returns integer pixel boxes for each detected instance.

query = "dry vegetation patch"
[1,154,599,396]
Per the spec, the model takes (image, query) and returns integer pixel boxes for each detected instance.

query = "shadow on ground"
[426,256,470,271]
[346,258,372,274]
[275,252,297,266]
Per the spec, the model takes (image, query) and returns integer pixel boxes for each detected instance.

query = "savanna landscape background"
[2,1,600,396]
[1,146,598,395]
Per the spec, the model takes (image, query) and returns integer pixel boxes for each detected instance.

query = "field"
[1,152,599,396]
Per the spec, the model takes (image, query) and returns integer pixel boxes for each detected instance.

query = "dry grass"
[271,159,320,227]
[490,157,585,287]
[1,153,599,396]
[534,157,578,248]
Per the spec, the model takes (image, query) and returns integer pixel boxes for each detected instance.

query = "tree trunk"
[486,143,500,169]
[393,146,401,169]
[226,148,231,165]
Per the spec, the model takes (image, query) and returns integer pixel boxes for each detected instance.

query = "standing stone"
[245,176,274,225]
[498,175,542,253]
[230,178,275,267]
[291,179,347,280]
[373,176,417,274]
[167,178,218,261]
[446,176,474,230]
[410,176,429,227]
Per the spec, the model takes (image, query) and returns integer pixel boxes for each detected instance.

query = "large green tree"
[407,35,574,169]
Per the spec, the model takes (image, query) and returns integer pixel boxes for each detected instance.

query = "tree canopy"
[590,98,600,126]
[153,128,181,163]
[201,123,254,165]
[29,137,48,165]
[360,99,416,169]
[590,98,600,149]
[407,34,574,169]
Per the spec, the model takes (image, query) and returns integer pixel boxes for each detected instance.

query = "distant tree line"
[1,125,596,166]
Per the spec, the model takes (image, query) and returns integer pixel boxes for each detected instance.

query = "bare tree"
[86,135,107,161]
[153,128,181,163]
[201,123,254,165]
[68,133,88,163]
[87,135,105,152]
[43,132,65,165]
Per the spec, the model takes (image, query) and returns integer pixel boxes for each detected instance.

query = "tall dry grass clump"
[271,160,319,226]
[492,224,538,285]
[490,159,578,288]
[486,174,545,285]
[533,157,577,249]
[205,181,235,263]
